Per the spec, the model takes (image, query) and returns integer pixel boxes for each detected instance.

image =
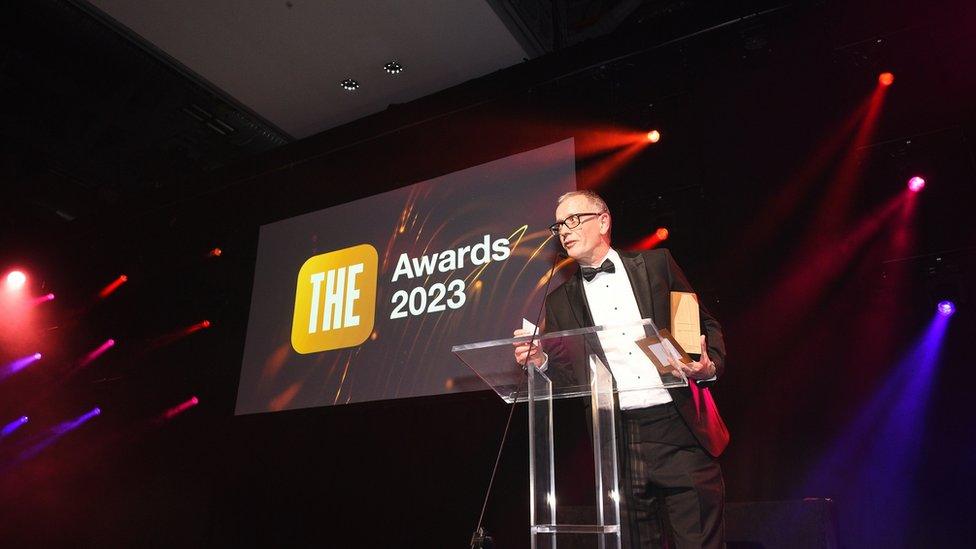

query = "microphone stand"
[470,251,566,549]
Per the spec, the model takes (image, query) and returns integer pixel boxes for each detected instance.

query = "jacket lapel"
[620,251,656,324]
[564,271,594,328]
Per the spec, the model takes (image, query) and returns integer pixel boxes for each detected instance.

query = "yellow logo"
[291,244,378,354]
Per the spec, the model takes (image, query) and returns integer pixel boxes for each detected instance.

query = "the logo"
[292,244,378,354]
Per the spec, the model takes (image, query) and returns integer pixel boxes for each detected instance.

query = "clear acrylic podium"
[452,319,690,549]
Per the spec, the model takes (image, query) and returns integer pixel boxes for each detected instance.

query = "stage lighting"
[99,274,129,298]
[202,320,211,328]
[340,78,360,91]
[5,270,26,291]
[937,300,955,316]
[209,247,222,257]
[656,227,669,240]
[878,72,895,86]
[80,339,116,368]
[1,416,29,438]
[907,176,925,192]
[646,130,661,143]
[383,61,403,75]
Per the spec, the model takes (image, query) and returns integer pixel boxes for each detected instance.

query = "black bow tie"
[581,258,615,281]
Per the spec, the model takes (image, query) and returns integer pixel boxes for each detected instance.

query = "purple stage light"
[1,352,43,380]
[19,407,101,460]
[1,416,29,438]
[801,310,951,547]
[937,300,955,316]
[907,176,925,192]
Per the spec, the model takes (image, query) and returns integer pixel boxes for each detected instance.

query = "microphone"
[470,249,566,548]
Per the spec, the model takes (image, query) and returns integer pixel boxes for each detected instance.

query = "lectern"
[453,318,689,548]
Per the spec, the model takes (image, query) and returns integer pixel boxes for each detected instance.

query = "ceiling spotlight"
[937,300,956,316]
[878,72,895,86]
[383,61,403,75]
[340,79,359,91]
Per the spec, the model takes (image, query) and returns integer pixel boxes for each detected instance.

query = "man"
[514,190,729,548]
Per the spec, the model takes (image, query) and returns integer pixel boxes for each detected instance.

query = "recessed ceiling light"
[383,61,403,75]
[340,78,359,91]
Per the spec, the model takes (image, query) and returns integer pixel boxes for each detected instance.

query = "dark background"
[1,0,974,547]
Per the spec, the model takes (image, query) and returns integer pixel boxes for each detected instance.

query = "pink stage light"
[164,396,200,419]
[907,176,925,192]
[79,339,116,367]
[31,293,55,306]
[5,270,26,291]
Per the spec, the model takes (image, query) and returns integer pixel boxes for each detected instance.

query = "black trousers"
[618,403,725,549]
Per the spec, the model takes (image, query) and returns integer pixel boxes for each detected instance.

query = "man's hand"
[512,328,545,369]
[671,334,716,381]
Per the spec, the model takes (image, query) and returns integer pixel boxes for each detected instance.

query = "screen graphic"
[236,139,576,414]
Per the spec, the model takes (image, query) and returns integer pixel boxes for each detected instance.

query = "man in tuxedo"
[514,190,729,548]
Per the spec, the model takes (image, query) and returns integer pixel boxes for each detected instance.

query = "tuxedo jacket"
[543,248,730,457]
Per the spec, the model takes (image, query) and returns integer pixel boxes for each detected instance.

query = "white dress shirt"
[582,248,673,409]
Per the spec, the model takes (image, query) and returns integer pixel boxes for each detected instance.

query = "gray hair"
[557,190,610,215]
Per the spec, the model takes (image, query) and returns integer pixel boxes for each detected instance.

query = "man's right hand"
[512,328,545,369]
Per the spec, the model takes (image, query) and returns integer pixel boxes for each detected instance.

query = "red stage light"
[5,270,27,291]
[632,227,670,250]
[99,274,129,298]
[184,320,212,335]
[646,130,661,143]
[878,72,895,86]
[209,247,222,257]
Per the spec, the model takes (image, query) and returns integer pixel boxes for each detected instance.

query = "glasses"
[548,212,605,237]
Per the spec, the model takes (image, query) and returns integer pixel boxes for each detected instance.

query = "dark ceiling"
[0,0,817,249]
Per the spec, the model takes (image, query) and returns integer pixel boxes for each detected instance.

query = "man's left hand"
[671,334,716,380]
